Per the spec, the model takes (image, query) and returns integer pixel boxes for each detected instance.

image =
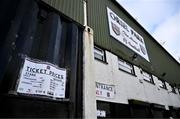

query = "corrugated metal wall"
[87,0,180,85]
[42,0,84,25]
[0,0,83,117]
[87,0,152,72]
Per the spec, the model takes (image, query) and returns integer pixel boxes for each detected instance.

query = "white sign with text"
[97,110,106,117]
[17,58,67,98]
[96,82,115,99]
[107,7,149,61]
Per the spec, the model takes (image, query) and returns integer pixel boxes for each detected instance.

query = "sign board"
[97,110,106,117]
[17,58,67,98]
[96,82,115,98]
[107,7,149,61]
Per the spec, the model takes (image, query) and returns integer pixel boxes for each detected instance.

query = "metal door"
[0,0,83,118]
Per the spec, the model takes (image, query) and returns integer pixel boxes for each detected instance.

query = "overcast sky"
[116,0,180,63]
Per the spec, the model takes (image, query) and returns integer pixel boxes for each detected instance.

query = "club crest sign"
[107,7,149,61]
[111,22,120,36]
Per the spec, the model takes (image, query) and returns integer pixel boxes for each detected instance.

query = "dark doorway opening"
[96,100,131,118]
[0,0,83,118]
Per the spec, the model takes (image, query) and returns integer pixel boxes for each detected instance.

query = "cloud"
[152,12,180,63]
[116,0,180,63]
[117,0,180,32]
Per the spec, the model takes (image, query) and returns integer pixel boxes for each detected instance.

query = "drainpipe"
[83,0,87,26]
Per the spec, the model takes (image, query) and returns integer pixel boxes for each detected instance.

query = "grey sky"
[117,0,180,63]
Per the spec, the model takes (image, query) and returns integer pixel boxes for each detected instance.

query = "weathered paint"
[83,26,97,119]
[95,51,180,108]
[42,0,84,25]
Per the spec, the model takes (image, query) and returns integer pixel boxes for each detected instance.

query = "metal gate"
[0,0,83,118]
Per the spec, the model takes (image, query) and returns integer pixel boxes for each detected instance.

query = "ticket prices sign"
[96,82,115,99]
[107,7,149,61]
[17,58,67,98]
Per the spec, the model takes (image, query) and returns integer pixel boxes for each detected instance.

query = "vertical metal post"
[83,0,87,26]
[0,0,31,85]
[46,14,62,65]
[65,23,79,118]
[15,1,39,55]
[38,13,63,66]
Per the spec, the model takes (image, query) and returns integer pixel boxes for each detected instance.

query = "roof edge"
[113,0,180,66]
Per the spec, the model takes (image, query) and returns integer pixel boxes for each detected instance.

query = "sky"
[116,0,180,63]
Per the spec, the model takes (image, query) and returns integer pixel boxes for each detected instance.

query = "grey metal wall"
[87,0,151,69]
[42,0,84,25]
[87,0,180,86]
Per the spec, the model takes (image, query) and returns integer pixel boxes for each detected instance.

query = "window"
[170,85,176,94]
[97,101,131,118]
[158,79,167,89]
[142,71,154,83]
[118,58,135,75]
[178,88,180,95]
[94,46,106,62]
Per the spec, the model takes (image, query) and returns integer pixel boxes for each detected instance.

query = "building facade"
[94,48,180,118]
[0,0,180,118]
